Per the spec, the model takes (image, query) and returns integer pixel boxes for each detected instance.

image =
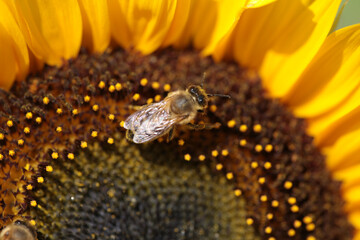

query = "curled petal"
[108,0,177,54]
[78,0,110,53]
[161,0,191,47]
[288,24,360,118]
[11,0,82,66]
[213,0,341,98]
[0,1,29,89]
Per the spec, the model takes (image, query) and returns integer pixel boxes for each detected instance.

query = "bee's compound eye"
[189,86,197,94]
[198,96,205,105]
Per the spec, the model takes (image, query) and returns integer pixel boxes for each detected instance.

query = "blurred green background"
[335,0,360,30]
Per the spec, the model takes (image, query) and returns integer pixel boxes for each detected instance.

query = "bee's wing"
[124,99,187,143]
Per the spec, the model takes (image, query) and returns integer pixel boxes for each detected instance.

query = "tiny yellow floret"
[239,139,247,146]
[51,152,59,159]
[154,95,162,102]
[107,138,114,144]
[163,84,171,91]
[287,229,295,237]
[43,97,50,104]
[271,200,279,208]
[265,226,272,234]
[36,117,42,124]
[226,172,234,180]
[306,223,315,231]
[258,177,265,184]
[67,153,75,160]
[26,112,33,119]
[288,197,297,205]
[291,205,299,212]
[98,81,105,89]
[24,127,30,134]
[234,189,242,196]
[115,83,122,91]
[255,144,263,152]
[251,161,258,169]
[151,82,160,89]
[108,85,115,92]
[198,155,206,161]
[221,149,229,156]
[9,150,15,157]
[246,218,254,225]
[239,124,248,132]
[253,124,262,132]
[211,150,219,157]
[46,166,53,172]
[184,154,191,161]
[108,114,115,121]
[227,119,236,128]
[91,131,98,138]
[303,216,313,224]
[264,162,272,169]
[72,109,79,115]
[294,220,302,228]
[7,120,13,127]
[209,105,217,112]
[81,141,88,148]
[140,78,148,86]
[284,181,293,189]
[133,93,140,101]
[92,104,99,111]
[265,144,273,152]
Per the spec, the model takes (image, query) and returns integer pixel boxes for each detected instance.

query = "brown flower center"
[0,48,353,240]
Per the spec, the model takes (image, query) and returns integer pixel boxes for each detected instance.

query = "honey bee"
[124,84,230,144]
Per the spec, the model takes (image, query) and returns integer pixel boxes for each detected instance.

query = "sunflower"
[0,0,359,239]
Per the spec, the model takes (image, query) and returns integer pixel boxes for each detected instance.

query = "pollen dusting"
[0,48,353,240]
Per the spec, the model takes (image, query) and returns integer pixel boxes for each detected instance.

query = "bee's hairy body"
[124,85,213,144]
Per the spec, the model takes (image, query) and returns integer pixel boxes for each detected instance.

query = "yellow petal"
[200,0,246,56]
[343,185,360,215]
[315,105,360,147]
[78,0,110,53]
[11,0,82,66]
[161,0,191,47]
[324,127,360,171]
[214,0,341,98]
[258,0,341,97]
[171,0,246,53]
[245,0,277,8]
[108,0,177,54]
[287,24,360,119]
[0,1,29,89]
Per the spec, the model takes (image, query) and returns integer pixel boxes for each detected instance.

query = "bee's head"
[187,85,208,108]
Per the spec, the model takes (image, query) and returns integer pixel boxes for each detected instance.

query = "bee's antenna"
[201,72,206,89]
[207,93,231,99]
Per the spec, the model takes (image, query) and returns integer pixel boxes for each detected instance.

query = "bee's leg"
[128,105,144,111]
[167,126,176,142]
[126,129,135,142]
[187,122,221,130]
